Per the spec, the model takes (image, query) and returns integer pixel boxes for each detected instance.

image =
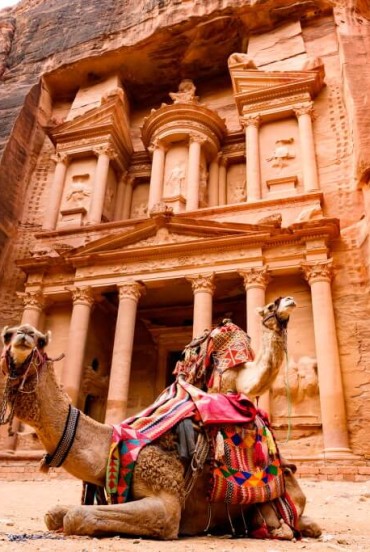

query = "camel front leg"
[60,493,181,540]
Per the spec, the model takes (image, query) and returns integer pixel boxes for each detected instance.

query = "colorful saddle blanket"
[106,379,284,506]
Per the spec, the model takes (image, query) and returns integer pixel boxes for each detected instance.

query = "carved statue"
[266,138,295,170]
[0,300,321,541]
[169,79,199,104]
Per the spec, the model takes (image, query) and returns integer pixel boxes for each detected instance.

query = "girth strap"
[42,404,80,469]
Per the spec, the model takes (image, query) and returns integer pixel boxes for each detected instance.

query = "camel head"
[1,324,50,370]
[257,296,296,331]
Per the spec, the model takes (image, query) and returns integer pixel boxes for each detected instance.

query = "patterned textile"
[106,382,199,503]
[274,492,300,534]
[209,422,284,505]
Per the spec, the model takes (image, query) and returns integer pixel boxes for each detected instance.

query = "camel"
[0,296,321,540]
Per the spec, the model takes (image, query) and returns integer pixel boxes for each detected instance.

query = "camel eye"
[267,304,274,311]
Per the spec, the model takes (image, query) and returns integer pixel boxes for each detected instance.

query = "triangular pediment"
[67,213,274,261]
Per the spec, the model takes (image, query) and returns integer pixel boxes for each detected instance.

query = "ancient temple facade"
[0,0,370,476]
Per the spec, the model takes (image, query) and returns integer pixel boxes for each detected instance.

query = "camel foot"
[270,519,294,540]
[45,505,70,531]
[298,515,322,538]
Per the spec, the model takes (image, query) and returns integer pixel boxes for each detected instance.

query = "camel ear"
[36,330,51,349]
[1,326,14,346]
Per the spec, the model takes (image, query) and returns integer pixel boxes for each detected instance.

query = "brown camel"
[0,296,321,540]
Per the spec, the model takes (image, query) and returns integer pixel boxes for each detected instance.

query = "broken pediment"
[228,55,325,117]
[47,89,133,167]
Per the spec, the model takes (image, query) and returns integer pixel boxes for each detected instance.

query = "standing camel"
[0,296,321,539]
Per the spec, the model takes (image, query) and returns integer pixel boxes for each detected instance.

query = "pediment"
[228,63,325,115]
[67,213,273,260]
[47,91,132,157]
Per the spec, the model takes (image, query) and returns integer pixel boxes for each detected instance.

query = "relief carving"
[272,356,319,403]
[266,138,295,170]
[66,174,91,207]
[131,202,148,218]
[228,53,257,69]
[164,163,186,196]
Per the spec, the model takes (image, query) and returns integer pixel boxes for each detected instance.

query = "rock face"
[0,0,370,467]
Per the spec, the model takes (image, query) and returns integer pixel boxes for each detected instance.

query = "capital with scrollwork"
[17,290,45,311]
[148,138,168,154]
[118,281,146,302]
[50,152,69,165]
[301,259,333,285]
[239,266,271,290]
[189,133,207,146]
[187,273,215,294]
[93,144,118,161]
[68,286,95,307]
[242,114,261,129]
[294,102,314,118]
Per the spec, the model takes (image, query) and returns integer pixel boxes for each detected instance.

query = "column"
[105,281,145,424]
[187,273,215,338]
[186,134,205,212]
[62,287,94,405]
[148,139,166,213]
[294,103,319,192]
[88,146,116,225]
[243,115,262,202]
[113,172,127,221]
[208,155,219,207]
[218,155,227,205]
[122,175,134,219]
[302,260,351,456]
[240,267,271,412]
[43,153,69,231]
[3,290,45,451]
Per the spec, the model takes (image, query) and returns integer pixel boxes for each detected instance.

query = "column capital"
[118,281,146,302]
[242,114,261,128]
[294,102,314,118]
[50,152,69,165]
[187,273,215,294]
[68,286,95,306]
[93,144,117,160]
[189,132,207,146]
[148,138,168,154]
[17,289,45,310]
[301,259,333,285]
[239,266,271,290]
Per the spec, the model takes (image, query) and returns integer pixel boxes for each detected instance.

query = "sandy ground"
[0,478,369,552]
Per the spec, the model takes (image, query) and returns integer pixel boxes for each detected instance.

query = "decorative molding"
[301,259,333,284]
[118,281,145,302]
[239,266,271,290]
[187,273,215,294]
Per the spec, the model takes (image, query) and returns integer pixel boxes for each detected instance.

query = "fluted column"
[105,281,145,424]
[88,146,115,225]
[62,287,94,405]
[218,155,227,205]
[43,153,69,231]
[148,139,167,212]
[186,134,205,212]
[187,273,215,338]
[208,155,219,207]
[243,115,262,202]
[302,260,351,456]
[294,103,319,192]
[122,175,134,219]
[240,267,271,412]
[3,290,45,451]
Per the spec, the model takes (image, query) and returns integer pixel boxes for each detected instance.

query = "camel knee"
[44,505,70,531]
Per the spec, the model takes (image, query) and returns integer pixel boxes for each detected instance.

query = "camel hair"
[0,295,321,540]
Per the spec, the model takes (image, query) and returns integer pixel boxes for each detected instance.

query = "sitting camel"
[0,296,321,540]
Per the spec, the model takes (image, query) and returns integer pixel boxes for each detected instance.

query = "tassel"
[253,439,266,469]
[39,455,50,473]
[265,427,277,455]
[215,431,225,461]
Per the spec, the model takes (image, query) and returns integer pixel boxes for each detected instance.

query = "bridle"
[0,346,48,435]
